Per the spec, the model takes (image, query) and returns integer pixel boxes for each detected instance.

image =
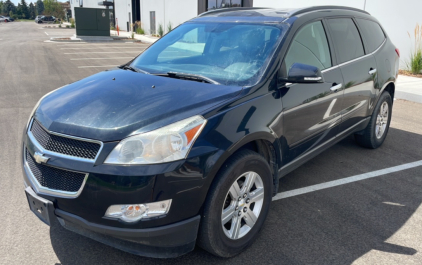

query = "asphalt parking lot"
[1,22,422,265]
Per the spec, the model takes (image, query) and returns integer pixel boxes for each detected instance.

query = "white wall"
[140,0,198,35]
[115,0,132,31]
[69,0,105,19]
[253,0,422,69]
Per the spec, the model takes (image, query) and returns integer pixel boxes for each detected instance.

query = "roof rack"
[288,6,370,16]
[198,7,270,17]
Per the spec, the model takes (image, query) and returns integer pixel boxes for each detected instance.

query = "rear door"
[280,20,344,161]
[326,18,378,132]
[355,18,387,94]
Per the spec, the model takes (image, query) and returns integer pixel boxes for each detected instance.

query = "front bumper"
[21,119,219,257]
[26,186,200,258]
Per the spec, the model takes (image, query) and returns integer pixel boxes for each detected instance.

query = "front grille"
[26,149,86,193]
[30,120,101,160]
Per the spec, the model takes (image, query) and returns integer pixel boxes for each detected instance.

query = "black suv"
[22,6,399,258]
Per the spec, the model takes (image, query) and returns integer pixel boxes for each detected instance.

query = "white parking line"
[272,160,422,201]
[44,32,49,36]
[71,57,134,60]
[64,51,143,54]
[78,65,118,68]
[61,47,143,50]
[57,44,148,47]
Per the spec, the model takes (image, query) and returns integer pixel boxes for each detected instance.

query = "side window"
[327,18,364,64]
[284,21,332,75]
[356,19,385,53]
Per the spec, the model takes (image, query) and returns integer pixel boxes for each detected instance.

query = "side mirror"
[279,63,324,84]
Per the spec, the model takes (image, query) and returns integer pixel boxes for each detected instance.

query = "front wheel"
[355,91,392,148]
[197,150,272,257]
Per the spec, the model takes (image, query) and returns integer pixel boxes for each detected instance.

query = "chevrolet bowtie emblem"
[34,152,50,164]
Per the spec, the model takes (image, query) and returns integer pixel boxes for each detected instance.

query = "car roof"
[194,6,370,23]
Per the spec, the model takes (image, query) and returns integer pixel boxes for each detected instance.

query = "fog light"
[104,199,172,223]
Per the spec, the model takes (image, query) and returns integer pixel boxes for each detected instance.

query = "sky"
[10,0,36,5]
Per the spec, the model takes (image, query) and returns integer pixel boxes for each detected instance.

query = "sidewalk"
[110,30,159,43]
[396,75,422,104]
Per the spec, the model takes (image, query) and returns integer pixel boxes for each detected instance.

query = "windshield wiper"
[120,65,150,74]
[160,72,220,85]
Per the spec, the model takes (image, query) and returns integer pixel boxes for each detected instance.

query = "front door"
[280,21,344,162]
[326,18,378,132]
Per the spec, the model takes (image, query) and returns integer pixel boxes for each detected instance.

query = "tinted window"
[284,21,332,74]
[356,19,385,53]
[327,18,364,64]
[207,0,242,10]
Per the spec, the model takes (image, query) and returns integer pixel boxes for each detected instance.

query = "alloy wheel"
[375,101,389,139]
[221,171,264,240]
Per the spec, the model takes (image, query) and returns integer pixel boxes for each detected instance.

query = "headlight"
[105,115,207,165]
[104,199,172,223]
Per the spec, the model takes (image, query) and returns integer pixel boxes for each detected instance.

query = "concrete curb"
[395,75,422,104]
[395,91,422,104]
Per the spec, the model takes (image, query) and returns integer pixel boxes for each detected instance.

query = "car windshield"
[131,22,287,86]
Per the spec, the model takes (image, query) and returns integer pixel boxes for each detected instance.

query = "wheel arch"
[207,132,282,198]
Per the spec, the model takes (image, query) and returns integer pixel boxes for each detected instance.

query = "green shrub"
[70,18,75,28]
[407,24,422,75]
[158,23,164,37]
[167,22,172,33]
[136,27,144,34]
[110,26,115,30]
[66,25,70,28]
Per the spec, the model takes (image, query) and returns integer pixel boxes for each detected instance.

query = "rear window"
[356,19,385,53]
[327,18,364,64]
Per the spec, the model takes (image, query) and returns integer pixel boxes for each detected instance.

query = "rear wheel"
[355,91,392,148]
[197,150,272,257]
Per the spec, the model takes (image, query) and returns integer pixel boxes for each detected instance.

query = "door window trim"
[325,17,366,64]
[320,16,386,73]
[321,38,386,73]
[280,18,334,76]
[354,17,386,54]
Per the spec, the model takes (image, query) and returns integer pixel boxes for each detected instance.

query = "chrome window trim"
[321,38,386,74]
[28,119,103,163]
[23,146,89,199]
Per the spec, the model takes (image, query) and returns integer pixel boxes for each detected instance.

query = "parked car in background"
[22,6,399,258]
[35,16,55,24]
[0,15,13,22]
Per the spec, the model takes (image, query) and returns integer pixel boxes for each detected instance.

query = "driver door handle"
[330,83,342,92]
[369,68,377,75]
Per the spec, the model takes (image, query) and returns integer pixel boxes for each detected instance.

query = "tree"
[28,2,35,19]
[36,0,43,15]
[0,1,3,15]
[17,0,29,19]
[43,0,64,19]
[2,0,16,16]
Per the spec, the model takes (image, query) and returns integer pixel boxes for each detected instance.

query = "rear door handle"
[369,68,377,75]
[330,83,342,92]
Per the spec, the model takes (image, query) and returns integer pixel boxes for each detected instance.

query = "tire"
[355,91,392,149]
[197,150,272,257]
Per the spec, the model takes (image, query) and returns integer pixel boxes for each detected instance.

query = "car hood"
[34,69,243,142]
